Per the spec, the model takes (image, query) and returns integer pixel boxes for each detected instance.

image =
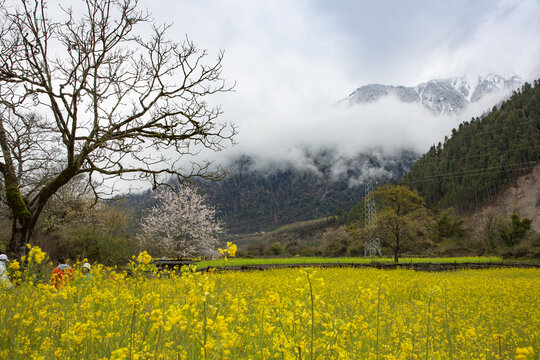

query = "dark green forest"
[401,80,540,211]
[198,151,417,233]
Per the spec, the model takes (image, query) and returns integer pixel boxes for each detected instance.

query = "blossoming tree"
[139,186,223,258]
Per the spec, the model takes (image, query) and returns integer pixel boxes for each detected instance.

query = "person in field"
[51,257,74,289]
[0,254,12,289]
[81,262,91,279]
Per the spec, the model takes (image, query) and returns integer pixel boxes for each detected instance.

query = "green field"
[196,256,511,269]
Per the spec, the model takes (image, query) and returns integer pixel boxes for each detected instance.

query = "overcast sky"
[136,0,540,167]
[62,0,540,176]
[143,0,540,86]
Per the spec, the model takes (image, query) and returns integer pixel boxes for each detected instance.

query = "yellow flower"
[9,260,20,271]
[149,309,163,323]
[0,261,537,359]
[137,251,152,265]
[228,243,237,257]
[218,242,237,259]
[516,346,535,360]
[24,244,46,264]
[110,347,129,360]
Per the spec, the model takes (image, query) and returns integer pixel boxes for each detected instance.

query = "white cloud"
[416,0,540,81]
[20,0,539,194]
[215,88,515,169]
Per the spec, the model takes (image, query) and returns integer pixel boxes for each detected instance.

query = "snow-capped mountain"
[345,74,523,114]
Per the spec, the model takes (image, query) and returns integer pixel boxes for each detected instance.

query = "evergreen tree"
[402,81,540,211]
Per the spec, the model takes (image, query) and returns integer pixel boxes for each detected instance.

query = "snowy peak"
[416,79,468,114]
[347,84,419,104]
[346,74,523,114]
[471,74,522,102]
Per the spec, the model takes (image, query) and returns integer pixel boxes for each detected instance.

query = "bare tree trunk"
[1,119,33,258]
[7,216,33,258]
[394,235,400,263]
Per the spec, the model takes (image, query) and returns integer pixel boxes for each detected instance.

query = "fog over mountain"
[96,0,540,195]
[115,0,540,232]
[186,73,526,233]
[215,73,524,183]
[121,73,529,233]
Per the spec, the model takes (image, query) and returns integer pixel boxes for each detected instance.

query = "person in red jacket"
[51,257,73,289]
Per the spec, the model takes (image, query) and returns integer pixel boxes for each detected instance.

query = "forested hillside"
[401,80,540,211]
[122,150,418,234]
[197,151,417,233]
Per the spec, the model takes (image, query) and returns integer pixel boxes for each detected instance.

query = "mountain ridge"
[345,74,523,114]
[402,80,540,212]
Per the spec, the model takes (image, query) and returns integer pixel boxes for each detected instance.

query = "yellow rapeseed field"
[0,247,538,359]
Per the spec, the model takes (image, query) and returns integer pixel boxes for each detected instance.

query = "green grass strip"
[196,256,506,269]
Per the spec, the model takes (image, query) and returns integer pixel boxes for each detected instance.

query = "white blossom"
[139,186,222,258]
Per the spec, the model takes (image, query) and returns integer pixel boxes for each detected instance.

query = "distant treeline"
[401,80,540,211]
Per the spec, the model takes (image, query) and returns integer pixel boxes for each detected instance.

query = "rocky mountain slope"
[467,163,540,233]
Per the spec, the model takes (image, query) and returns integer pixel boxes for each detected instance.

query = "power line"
[415,144,540,166]
[401,160,539,184]
[407,118,539,176]
[433,118,539,143]
[403,160,538,182]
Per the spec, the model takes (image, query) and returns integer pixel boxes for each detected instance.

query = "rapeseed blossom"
[0,251,537,359]
[8,260,20,271]
[218,241,238,261]
[28,243,47,264]
[516,346,535,360]
[136,251,152,265]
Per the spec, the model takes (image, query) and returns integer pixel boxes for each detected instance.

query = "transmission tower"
[364,177,382,257]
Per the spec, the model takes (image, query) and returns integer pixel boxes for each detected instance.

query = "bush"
[499,214,532,248]
[270,242,285,256]
[300,247,315,257]
[320,226,352,257]
[33,202,136,265]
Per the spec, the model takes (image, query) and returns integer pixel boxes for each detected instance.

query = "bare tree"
[0,0,236,257]
[139,186,222,258]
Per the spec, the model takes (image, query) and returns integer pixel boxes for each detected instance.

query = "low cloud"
[214,88,517,173]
